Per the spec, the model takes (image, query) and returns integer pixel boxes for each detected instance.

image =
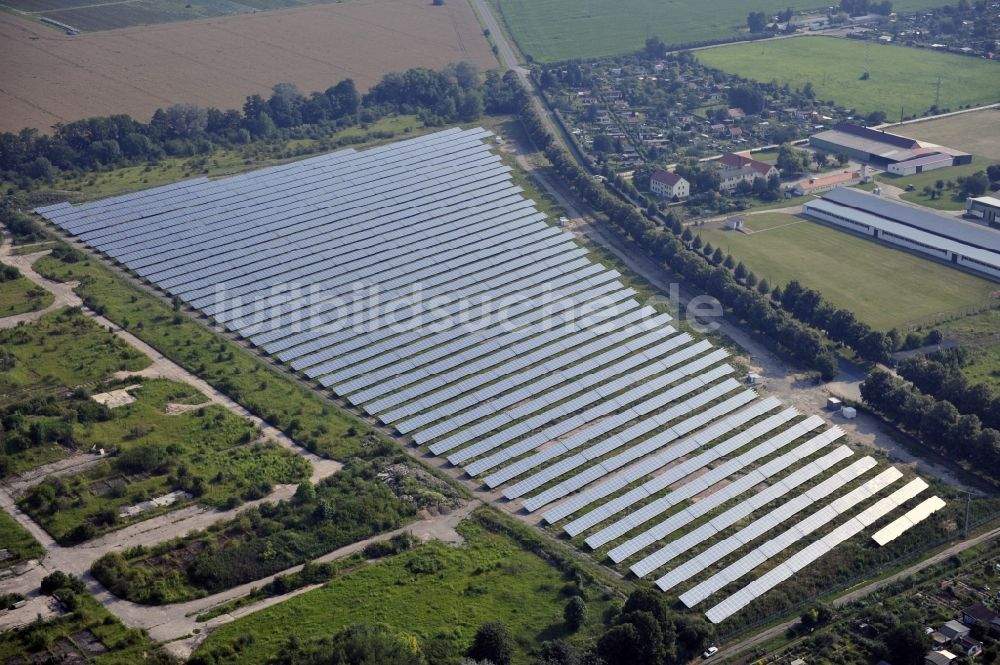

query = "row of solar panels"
[38,127,941,624]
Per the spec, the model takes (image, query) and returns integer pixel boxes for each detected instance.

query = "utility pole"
[934,76,942,109]
[964,491,972,538]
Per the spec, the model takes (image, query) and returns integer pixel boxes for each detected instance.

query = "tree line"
[0,63,499,184]
[508,73,840,378]
[861,369,1000,479]
[517,69,969,381]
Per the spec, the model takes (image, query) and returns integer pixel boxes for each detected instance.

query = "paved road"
[471,0,572,155]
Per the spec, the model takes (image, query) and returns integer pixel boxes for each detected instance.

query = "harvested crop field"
[0,0,497,133]
[5,0,376,32]
[889,109,1000,162]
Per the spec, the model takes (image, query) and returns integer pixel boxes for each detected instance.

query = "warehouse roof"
[822,187,1000,252]
[832,122,919,149]
[806,196,1000,270]
[969,196,1000,209]
[892,151,952,167]
[811,128,921,161]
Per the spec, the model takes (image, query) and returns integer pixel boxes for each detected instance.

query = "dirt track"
[0,0,497,132]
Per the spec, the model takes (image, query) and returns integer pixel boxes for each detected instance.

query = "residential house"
[716,153,780,192]
[925,650,957,665]
[939,620,971,641]
[650,170,690,200]
[955,635,983,658]
[963,604,1000,632]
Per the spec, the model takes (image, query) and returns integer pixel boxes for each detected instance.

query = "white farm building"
[803,188,1000,280]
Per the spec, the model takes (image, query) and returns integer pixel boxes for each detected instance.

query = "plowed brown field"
[0,0,497,133]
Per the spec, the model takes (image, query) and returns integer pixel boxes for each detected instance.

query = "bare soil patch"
[0,0,496,132]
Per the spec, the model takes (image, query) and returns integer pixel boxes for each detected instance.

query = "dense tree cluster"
[0,63,501,187]
[91,456,433,602]
[898,349,1000,430]
[839,0,893,16]
[727,85,766,115]
[747,11,768,33]
[0,208,47,244]
[596,589,713,665]
[0,264,20,283]
[861,370,1000,477]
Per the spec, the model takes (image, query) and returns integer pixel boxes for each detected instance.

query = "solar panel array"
[871,495,946,546]
[37,128,944,623]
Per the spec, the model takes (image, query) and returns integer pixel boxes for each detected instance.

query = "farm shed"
[810,123,970,169]
[802,187,1000,280]
[887,152,954,176]
[790,170,862,196]
[967,196,1000,226]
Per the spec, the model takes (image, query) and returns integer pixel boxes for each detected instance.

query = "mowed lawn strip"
[196,511,615,664]
[699,213,998,330]
[696,36,1000,118]
[496,0,949,62]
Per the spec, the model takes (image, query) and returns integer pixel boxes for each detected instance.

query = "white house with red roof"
[650,170,690,200]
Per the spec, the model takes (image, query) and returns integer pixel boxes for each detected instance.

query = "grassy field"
[0,307,149,396]
[19,379,310,544]
[33,252,377,461]
[699,212,998,330]
[495,0,951,62]
[878,156,991,211]
[195,509,617,664]
[0,508,43,567]
[889,109,1000,162]
[0,273,53,316]
[696,37,1000,119]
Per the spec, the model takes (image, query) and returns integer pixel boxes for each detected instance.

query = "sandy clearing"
[0,0,497,132]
